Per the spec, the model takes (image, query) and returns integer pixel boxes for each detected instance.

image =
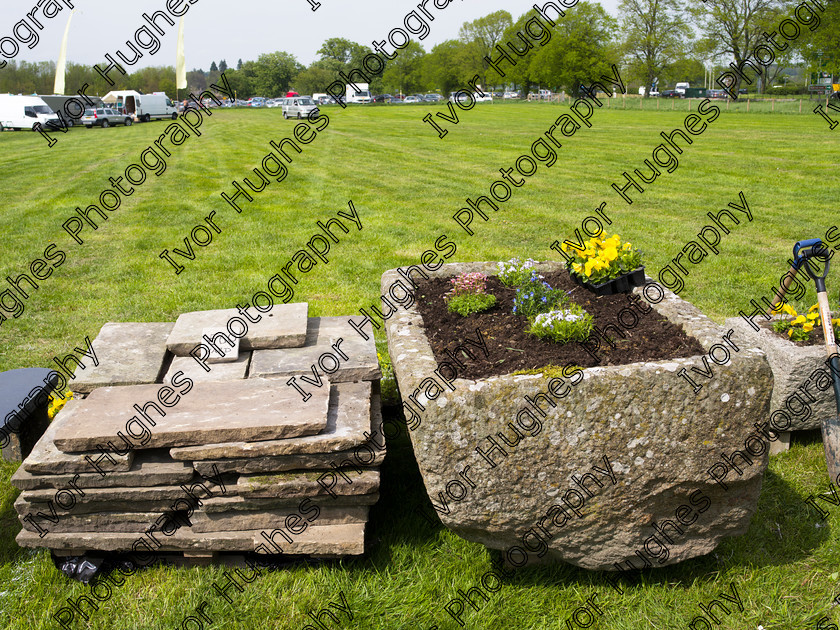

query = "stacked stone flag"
[12,304,383,562]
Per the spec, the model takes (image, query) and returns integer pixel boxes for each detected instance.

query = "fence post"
[747,98,750,112]
[772,98,775,112]
[799,99,802,113]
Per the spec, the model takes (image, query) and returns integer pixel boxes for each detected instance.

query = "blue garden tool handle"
[793,238,824,270]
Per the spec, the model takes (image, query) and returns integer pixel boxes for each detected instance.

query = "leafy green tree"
[619,0,693,96]
[459,10,513,86]
[527,2,619,94]
[293,62,339,95]
[688,0,787,95]
[423,39,480,95]
[381,41,427,94]
[251,51,304,96]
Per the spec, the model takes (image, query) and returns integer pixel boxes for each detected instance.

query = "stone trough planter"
[384,262,773,570]
[725,314,838,434]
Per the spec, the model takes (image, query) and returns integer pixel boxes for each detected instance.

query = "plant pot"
[570,266,646,296]
[384,261,773,570]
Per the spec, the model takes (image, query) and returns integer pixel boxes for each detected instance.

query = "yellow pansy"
[803,322,815,333]
[782,304,797,316]
[623,242,632,250]
[793,315,806,324]
[602,246,618,262]
[807,313,819,321]
[788,329,794,337]
[572,262,583,274]
[584,258,598,276]
[809,304,820,312]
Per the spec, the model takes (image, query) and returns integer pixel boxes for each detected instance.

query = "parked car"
[283,96,319,119]
[424,93,443,102]
[660,89,679,98]
[707,89,728,99]
[503,91,520,99]
[403,95,422,103]
[81,107,133,128]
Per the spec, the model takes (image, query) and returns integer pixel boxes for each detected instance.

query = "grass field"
[1,101,839,629]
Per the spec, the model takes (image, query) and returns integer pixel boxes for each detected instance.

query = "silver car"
[283,97,319,119]
[81,107,133,128]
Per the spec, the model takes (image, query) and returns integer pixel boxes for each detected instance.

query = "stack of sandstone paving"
[13,303,383,562]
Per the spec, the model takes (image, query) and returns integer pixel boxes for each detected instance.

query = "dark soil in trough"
[415,270,706,380]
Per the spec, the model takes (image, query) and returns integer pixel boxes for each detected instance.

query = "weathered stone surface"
[21,400,134,474]
[171,381,373,461]
[384,262,774,571]
[19,511,167,534]
[12,450,192,490]
[71,323,175,393]
[726,314,838,431]
[249,316,380,382]
[19,474,234,505]
[188,391,384,474]
[200,492,379,513]
[236,469,380,499]
[190,505,369,532]
[53,379,329,451]
[17,523,366,555]
[166,304,308,355]
[14,494,170,516]
[203,327,240,362]
[164,354,251,384]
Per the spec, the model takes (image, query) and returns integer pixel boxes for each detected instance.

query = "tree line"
[1,0,837,99]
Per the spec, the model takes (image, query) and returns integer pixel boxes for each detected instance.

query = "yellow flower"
[782,304,797,317]
[809,304,820,312]
[584,258,598,276]
[788,329,794,337]
[803,322,814,332]
[793,315,806,325]
[833,318,840,326]
[807,313,819,321]
[572,262,583,274]
[602,246,618,262]
[623,242,632,250]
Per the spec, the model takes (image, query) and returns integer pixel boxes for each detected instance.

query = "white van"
[345,83,371,104]
[675,82,690,95]
[0,94,62,131]
[102,90,178,122]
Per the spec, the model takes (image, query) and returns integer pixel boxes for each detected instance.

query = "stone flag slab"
[19,511,170,534]
[17,523,366,556]
[12,450,192,490]
[70,323,175,394]
[189,393,384,475]
[21,400,134,474]
[170,381,372,461]
[235,469,380,499]
[14,495,184,516]
[200,492,380,513]
[166,303,308,356]
[190,505,369,533]
[249,316,380,382]
[164,354,251,384]
[53,379,329,451]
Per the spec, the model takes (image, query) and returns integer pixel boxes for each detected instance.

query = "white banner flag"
[176,16,187,90]
[54,9,76,95]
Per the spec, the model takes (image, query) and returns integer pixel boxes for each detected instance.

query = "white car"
[404,96,422,103]
[503,91,520,99]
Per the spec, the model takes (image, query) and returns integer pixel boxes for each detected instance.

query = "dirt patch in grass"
[414,271,706,380]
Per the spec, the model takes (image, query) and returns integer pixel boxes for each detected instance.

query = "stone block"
[166,303,308,355]
[200,492,379,513]
[202,327,239,362]
[16,523,366,556]
[383,262,774,571]
[726,314,838,431]
[71,323,175,393]
[188,390,384,475]
[171,381,373,461]
[53,379,329,451]
[21,400,134,474]
[164,354,250,384]
[190,505,369,533]
[249,316,380,382]
[235,469,380,499]
[12,450,192,490]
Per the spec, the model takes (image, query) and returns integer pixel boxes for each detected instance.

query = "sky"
[3,0,621,71]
